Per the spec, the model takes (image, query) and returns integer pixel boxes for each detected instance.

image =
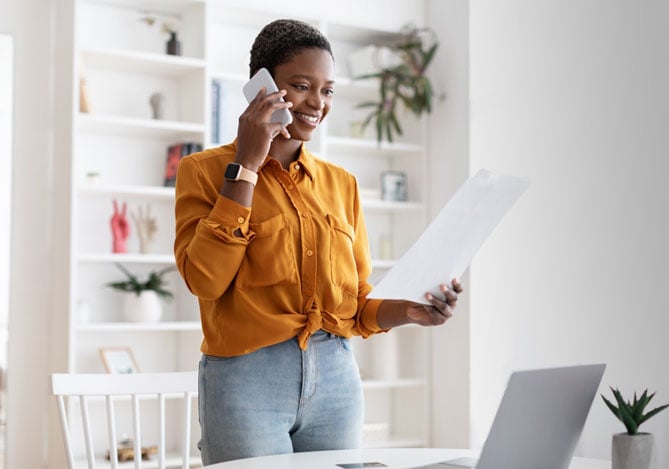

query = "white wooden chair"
[51,371,199,469]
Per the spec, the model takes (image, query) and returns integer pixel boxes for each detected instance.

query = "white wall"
[2,0,60,467]
[468,0,669,466]
[426,0,471,449]
[0,34,13,371]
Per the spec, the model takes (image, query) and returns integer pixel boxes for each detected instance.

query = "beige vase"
[612,433,654,469]
[123,290,162,322]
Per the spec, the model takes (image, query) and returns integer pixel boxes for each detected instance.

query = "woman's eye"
[323,88,334,97]
[294,84,308,91]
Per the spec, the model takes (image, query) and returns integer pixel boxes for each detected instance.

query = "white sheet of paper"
[368,169,530,304]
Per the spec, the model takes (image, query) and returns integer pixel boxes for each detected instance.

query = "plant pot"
[371,331,399,380]
[612,432,654,469]
[123,291,162,323]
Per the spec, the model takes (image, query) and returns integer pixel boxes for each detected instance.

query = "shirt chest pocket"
[327,214,358,297]
[237,213,299,290]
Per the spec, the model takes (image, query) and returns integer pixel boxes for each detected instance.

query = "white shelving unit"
[64,0,430,460]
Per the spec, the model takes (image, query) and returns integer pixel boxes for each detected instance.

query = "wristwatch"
[224,162,258,186]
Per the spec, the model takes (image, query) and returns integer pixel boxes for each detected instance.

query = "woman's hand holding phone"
[242,68,293,127]
[236,68,293,171]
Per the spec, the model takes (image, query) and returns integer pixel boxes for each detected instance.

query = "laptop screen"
[475,364,606,469]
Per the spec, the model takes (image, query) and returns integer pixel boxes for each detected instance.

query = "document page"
[368,169,530,304]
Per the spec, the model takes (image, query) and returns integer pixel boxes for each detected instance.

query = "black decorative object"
[166,31,181,56]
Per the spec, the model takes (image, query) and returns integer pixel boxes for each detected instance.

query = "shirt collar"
[294,145,316,181]
[229,139,317,181]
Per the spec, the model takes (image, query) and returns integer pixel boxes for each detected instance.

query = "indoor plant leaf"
[355,24,440,143]
[602,387,669,435]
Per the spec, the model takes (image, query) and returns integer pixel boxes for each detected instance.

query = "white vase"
[123,291,162,322]
[612,433,654,469]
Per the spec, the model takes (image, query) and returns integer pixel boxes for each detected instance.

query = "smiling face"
[272,47,335,142]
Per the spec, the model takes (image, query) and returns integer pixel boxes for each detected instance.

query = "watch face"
[224,163,241,180]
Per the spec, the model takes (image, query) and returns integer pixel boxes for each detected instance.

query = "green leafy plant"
[106,263,176,299]
[356,25,439,143]
[601,387,669,435]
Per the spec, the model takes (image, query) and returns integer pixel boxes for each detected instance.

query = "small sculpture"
[131,204,158,254]
[166,31,181,56]
[111,199,130,254]
[149,92,165,120]
[79,69,90,113]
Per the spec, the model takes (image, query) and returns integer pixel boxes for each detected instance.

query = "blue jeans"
[198,330,364,464]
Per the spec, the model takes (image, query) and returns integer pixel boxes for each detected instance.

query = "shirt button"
[306,250,313,256]
[237,217,245,223]
[295,164,300,170]
[302,213,309,218]
[287,185,294,190]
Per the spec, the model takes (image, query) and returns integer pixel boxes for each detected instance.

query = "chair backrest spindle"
[105,395,119,469]
[79,395,96,469]
[56,395,76,469]
[159,393,166,469]
[132,394,142,469]
[51,372,198,469]
[182,392,193,469]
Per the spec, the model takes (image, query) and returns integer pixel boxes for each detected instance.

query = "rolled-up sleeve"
[174,157,255,300]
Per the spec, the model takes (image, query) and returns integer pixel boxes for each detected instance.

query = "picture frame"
[381,170,408,202]
[99,347,140,374]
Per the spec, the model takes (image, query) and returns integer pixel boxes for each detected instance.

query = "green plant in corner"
[106,263,176,299]
[601,387,669,435]
[356,25,439,143]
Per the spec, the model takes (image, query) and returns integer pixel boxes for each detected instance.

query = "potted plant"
[602,387,669,469]
[356,25,439,143]
[107,263,176,322]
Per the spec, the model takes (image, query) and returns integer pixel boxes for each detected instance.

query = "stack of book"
[164,142,203,187]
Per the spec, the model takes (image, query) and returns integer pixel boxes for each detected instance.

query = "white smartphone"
[242,67,293,127]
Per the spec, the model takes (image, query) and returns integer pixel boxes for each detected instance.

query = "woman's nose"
[307,93,325,109]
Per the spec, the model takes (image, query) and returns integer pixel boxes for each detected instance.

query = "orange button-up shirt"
[174,141,384,356]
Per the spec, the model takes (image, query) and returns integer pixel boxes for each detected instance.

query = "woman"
[174,19,463,464]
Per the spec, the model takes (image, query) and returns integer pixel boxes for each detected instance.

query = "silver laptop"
[415,364,606,469]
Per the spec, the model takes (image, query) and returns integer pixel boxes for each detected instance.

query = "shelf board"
[371,259,396,269]
[210,70,247,83]
[77,253,175,264]
[326,21,402,44]
[79,184,175,201]
[80,47,206,77]
[77,321,200,332]
[78,113,205,140]
[327,136,424,155]
[83,0,206,16]
[332,76,378,99]
[363,437,426,449]
[74,453,200,469]
[362,199,425,211]
[362,378,426,389]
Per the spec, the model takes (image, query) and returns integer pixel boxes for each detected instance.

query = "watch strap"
[226,163,258,186]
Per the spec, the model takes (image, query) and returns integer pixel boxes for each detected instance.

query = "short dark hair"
[249,19,333,78]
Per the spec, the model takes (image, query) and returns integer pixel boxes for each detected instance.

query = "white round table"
[204,447,610,469]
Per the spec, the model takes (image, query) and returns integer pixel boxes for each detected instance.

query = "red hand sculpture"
[111,199,130,253]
